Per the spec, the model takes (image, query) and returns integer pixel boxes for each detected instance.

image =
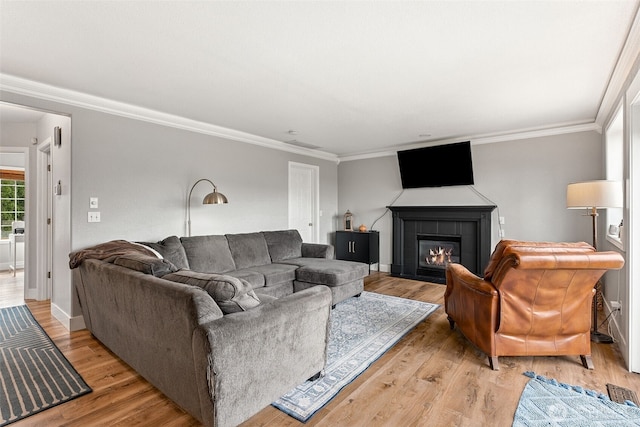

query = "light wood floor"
[0,269,24,309]
[3,272,640,426]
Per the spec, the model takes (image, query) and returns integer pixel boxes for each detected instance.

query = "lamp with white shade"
[186,178,228,237]
[566,179,623,344]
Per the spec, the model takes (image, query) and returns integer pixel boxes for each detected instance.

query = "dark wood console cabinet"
[336,231,379,272]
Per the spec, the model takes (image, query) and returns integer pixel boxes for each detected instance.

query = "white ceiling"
[1,1,638,158]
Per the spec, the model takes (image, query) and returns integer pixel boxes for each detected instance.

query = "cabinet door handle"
[352,241,356,253]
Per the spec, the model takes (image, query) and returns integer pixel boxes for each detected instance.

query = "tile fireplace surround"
[389,205,496,283]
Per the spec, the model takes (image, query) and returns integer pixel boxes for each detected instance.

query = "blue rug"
[513,372,640,426]
[0,305,92,426]
[272,291,439,422]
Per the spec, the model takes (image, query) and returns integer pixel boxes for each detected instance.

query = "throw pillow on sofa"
[163,270,260,314]
[113,253,178,277]
[138,236,190,270]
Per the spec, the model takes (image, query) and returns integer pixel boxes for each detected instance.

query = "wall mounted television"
[397,141,474,188]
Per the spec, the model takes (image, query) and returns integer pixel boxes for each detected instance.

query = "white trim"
[50,301,86,331]
[338,122,602,162]
[0,74,340,164]
[36,138,52,301]
[596,5,640,127]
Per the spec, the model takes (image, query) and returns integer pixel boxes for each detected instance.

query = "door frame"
[36,138,52,300]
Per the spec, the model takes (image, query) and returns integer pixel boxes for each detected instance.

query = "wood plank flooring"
[3,272,639,426]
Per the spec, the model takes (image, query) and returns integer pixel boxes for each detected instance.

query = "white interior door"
[288,162,319,243]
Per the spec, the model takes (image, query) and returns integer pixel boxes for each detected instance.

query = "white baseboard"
[50,302,86,332]
[369,263,390,273]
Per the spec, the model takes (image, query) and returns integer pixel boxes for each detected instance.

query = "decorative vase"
[359,224,367,232]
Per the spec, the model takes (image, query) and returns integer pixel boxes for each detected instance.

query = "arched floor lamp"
[567,180,622,343]
[187,178,228,236]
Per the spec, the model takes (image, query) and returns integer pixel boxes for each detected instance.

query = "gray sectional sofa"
[70,229,368,427]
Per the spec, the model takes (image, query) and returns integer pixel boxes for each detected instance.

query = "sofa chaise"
[70,229,368,426]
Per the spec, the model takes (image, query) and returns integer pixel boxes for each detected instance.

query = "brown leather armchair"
[445,240,625,370]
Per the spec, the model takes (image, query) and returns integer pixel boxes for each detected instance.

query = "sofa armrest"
[192,285,332,427]
[302,242,335,259]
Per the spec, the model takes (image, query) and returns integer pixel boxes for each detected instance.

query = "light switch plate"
[90,197,98,209]
[88,211,101,223]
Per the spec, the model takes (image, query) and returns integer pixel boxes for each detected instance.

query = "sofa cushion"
[180,235,236,273]
[237,263,298,287]
[225,270,265,289]
[163,270,260,314]
[226,233,271,269]
[281,258,368,286]
[113,253,178,277]
[138,236,190,270]
[262,230,303,262]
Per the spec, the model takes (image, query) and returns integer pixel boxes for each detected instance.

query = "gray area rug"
[272,291,439,422]
[513,372,640,426]
[0,305,91,426]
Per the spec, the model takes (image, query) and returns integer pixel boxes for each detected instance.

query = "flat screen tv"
[397,141,474,188]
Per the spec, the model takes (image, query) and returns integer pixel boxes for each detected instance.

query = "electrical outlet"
[611,301,622,316]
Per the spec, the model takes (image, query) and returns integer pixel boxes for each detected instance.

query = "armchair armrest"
[192,285,332,427]
[445,263,499,357]
[445,263,497,298]
[302,242,335,259]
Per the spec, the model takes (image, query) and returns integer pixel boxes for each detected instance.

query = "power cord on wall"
[370,189,405,231]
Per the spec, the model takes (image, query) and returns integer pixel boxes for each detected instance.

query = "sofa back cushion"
[180,235,236,273]
[262,229,303,262]
[226,232,272,269]
[138,236,190,270]
[163,270,260,314]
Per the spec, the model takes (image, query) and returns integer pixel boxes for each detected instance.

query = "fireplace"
[417,234,461,281]
[389,206,495,283]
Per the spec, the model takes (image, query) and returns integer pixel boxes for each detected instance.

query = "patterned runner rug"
[272,291,439,422]
[0,305,91,426]
[513,372,640,426]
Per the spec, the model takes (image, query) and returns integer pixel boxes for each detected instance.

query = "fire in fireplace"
[417,235,461,280]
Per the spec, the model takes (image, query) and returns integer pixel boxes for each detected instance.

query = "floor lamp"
[567,180,622,343]
[187,178,228,236]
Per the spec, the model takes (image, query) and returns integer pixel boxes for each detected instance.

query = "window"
[1,172,25,239]
[605,106,623,244]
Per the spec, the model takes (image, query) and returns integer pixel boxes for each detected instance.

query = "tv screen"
[397,141,474,188]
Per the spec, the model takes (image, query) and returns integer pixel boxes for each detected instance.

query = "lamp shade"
[203,190,228,204]
[566,180,622,209]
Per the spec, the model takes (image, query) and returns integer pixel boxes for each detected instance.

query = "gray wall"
[0,91,339,322]
[338,130,604,270]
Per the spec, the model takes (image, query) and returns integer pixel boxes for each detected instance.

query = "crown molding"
[595,3,640,126]
[338,122,602,162]
[0,74,340,164]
